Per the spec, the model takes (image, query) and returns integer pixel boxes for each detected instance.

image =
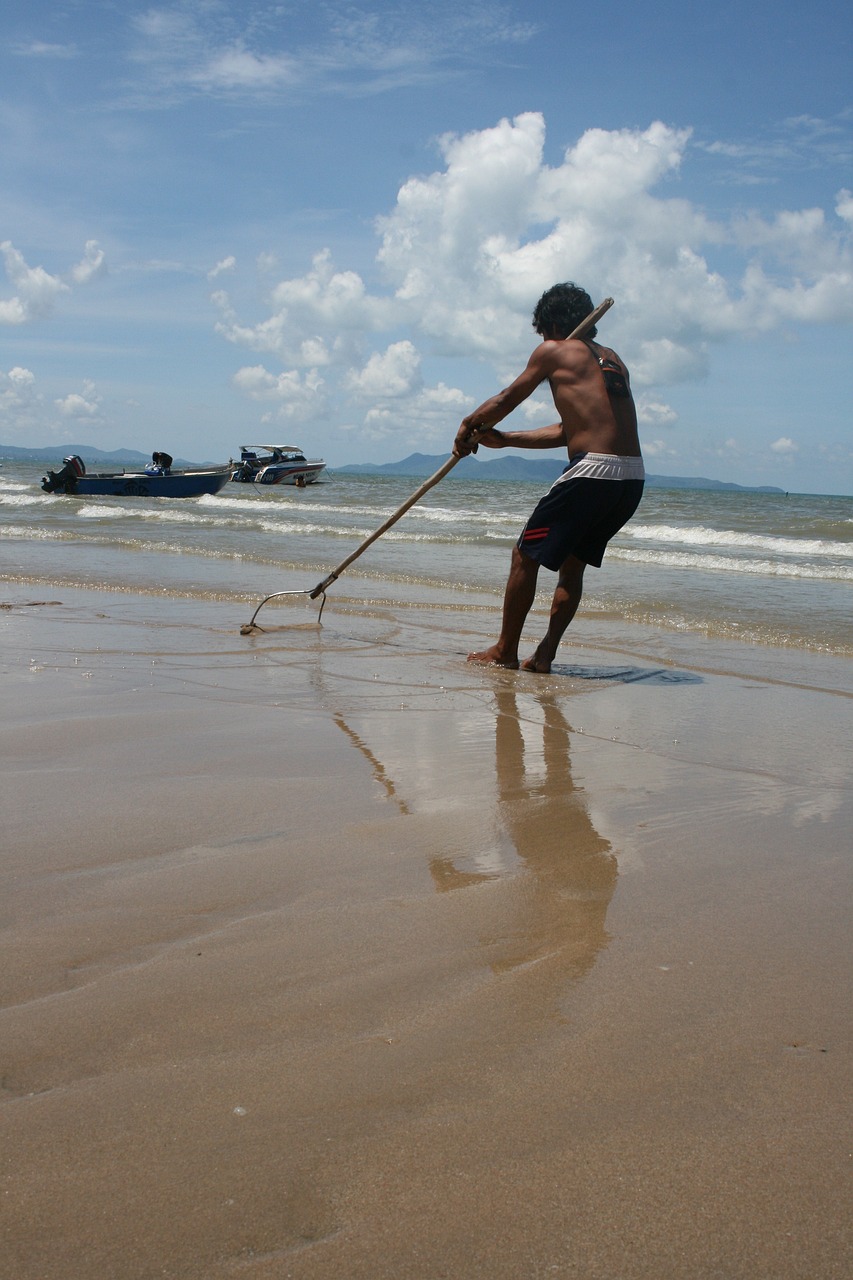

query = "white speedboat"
[231,445,326,486]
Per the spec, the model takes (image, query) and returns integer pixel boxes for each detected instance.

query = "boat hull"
[43,466,232,498]
[231,462,326,486]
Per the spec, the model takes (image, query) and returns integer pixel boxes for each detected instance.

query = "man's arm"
[469,422,566,451]
[453,342,562,457]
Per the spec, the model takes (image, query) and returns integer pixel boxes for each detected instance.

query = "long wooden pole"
[307,297,614,599]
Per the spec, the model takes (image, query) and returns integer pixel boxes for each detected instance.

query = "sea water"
[1,462,851,659]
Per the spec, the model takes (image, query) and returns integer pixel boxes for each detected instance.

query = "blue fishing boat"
[41,453,232,498]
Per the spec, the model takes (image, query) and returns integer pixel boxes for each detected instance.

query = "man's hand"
[453,420,506,458]
[453,422,478,458]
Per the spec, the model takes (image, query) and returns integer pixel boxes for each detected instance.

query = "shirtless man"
[453,282,644,672]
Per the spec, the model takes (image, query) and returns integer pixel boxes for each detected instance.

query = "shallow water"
[2,462,851,657]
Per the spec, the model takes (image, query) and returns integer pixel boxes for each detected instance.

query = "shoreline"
[3,459,852,660]
[2,587,851,1278]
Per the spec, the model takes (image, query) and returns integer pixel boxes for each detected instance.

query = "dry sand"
[1,588,851,1279]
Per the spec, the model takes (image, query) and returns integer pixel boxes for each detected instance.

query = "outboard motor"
[233,449,258,481]
[42,454,86,494]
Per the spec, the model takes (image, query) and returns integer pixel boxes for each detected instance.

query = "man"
[453,282,643,672]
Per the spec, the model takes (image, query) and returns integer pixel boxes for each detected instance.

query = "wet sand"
[1,588,851,1279]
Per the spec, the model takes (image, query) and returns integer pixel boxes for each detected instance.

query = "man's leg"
[521,553,586,673]
[468,545,540,668]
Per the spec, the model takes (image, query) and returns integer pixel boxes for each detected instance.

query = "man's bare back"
[454,336,640,463]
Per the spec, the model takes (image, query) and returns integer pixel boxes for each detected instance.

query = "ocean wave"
[613,546,853,581]
[214,492,513,527]
[628,522,853,559]
[0,522,64,540]
[0,488,45,507]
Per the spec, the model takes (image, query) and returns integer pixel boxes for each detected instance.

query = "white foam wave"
[629,522,853,559]
[74,503,236,527]
[0,522,63,540]
[0,490,43,507]
[613,546,853,581]
[215,492,511,527]
[76,504,117,519]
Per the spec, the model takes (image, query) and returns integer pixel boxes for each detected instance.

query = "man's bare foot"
[467,645,519,669]
[520,643,554,674]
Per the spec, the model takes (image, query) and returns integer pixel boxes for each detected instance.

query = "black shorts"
[517,453,645,570]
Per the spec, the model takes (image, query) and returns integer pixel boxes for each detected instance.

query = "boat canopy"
[240,445,304,454]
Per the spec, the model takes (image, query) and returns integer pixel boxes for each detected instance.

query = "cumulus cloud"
[0,366,39,420]
[346,342,422,399]
[71,241,106,285]
[0,366,116,441]
[642,439,679,459]
[770,436,799,454]
[217,113,853,443]
[361,383,469,442]
[208,255,237,280]
[0,242,69,324]
[837,189,853,224]
[635,395,679,426]
[55,380,102,421]
[214,248,391,365]
[1,240,105,324]
[232,365,327,421]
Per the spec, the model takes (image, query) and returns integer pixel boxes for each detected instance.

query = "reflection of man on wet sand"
[453,283,643,672]
[431,689,616,984]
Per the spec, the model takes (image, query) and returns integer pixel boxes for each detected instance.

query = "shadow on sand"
[550,662,703,685]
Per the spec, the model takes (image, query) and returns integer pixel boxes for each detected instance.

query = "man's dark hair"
[532,283,596,339]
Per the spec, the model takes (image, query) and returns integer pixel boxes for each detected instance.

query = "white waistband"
[553,453,645,485]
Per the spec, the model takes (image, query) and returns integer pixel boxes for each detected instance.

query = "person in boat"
[453,282,644,672]
[145,451,173,475]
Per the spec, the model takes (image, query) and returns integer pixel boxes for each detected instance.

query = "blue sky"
[1,0,852,494]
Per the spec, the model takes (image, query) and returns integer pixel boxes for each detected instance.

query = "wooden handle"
[309,297,614,598]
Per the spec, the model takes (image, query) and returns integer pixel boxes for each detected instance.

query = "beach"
[2,582,850,1279]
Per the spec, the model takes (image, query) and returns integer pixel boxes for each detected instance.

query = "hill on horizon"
[333,452,785,493]
[0,444,204,467]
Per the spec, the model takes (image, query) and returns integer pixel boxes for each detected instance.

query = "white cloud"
[0,366,39,421]
[0,242,69,324]
[346,342,422,398]
[770,436,799,454]
[192,48,300,92]
[128,4,538,104]
[1,240,105,324]
[232,364,326,421]
[208,255,236,280]
[836,189,853,225]
[216,114,853,443]
[0,366,100,439]
[214,249,391,364]
[635,395,679,426]
[55,380,102,420]
[361,383,469,442]
[70,241,106,285]
[12,41,78,59]
[642,439,679,459]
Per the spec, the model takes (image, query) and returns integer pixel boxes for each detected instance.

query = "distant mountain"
[335,452,559,483]
[0,443,201,467]
[333,452,785,493]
